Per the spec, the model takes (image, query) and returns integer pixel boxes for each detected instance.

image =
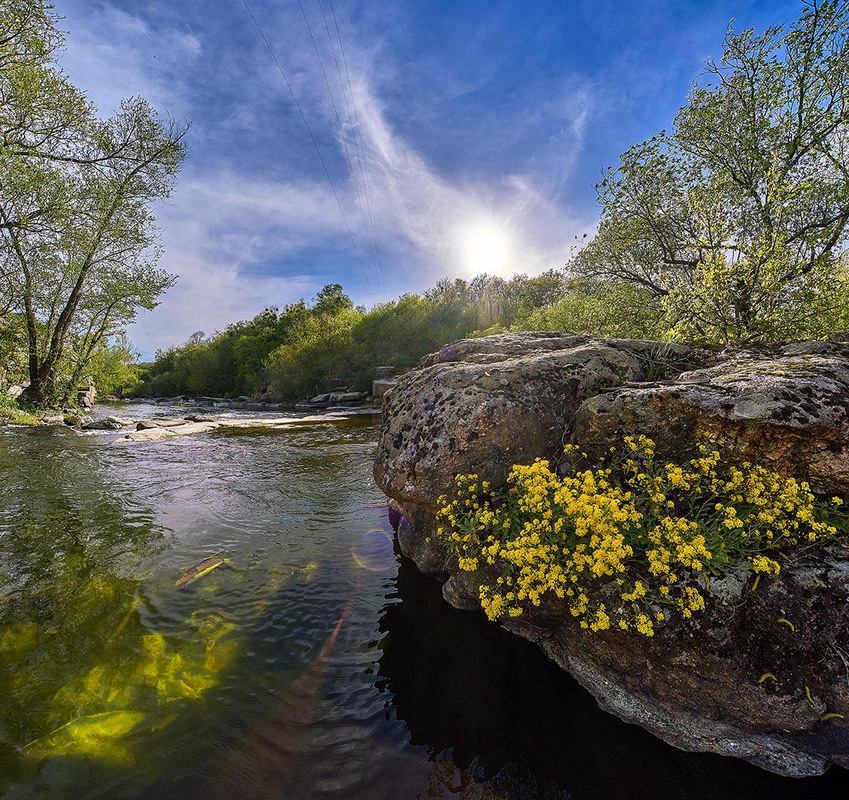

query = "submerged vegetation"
[437,437,848,636]
[3,3,849,407]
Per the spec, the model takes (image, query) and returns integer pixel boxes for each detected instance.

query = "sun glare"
[462,224,510,276]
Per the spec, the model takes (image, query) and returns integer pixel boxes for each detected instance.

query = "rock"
[83,416,133,430]
[372,378,397,399]
[373,333,849,776]
[6,384,24,399]
[77,385,97,409]
[39,412,65,425]
[375,332,702,573]
[136,418,190,430]
[118,421,219,442]
[328,391,367,403]
[574,342,849,495]
[63,412,93,426]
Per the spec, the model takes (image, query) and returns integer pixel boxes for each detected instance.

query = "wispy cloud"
[56,0,595,357]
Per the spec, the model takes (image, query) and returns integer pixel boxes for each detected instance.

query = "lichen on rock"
[374,332,849,777]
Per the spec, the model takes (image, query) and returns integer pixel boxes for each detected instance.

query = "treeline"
[138,272,572,400]
[6,0,849,409]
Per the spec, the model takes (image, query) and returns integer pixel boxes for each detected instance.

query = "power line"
[297,0,380,291]
[318,0,385,294]
[241,0,370,290]
[326,0,385,294]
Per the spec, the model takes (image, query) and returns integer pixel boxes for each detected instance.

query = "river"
[1,403,848,800]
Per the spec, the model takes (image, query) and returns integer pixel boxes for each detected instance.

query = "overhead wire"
[296,0,382,293]
[318,0,385,295]
[241,0,371,290]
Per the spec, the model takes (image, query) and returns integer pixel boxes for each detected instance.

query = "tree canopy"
[573,0,849,344]
[0,0,186,405]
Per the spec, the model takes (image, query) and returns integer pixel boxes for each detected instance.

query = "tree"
[515,277,667,340]
[574,0,849,344]
[87,334,142,396]
[0,1,186,404]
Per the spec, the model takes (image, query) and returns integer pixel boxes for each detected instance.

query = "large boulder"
[375,333,704,573]
[575,342,849,494]
[374,333,849,777]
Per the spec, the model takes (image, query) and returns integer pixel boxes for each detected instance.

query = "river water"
[1,404,849,800]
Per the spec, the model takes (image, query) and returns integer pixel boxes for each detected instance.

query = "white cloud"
[346,76,593,282]
[56,2,199,117]
[56,0,596,358]
[127,169,349,356]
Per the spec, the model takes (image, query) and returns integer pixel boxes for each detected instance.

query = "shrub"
[437,437,847,636]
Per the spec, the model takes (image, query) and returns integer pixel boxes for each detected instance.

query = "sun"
[461,224,510,276]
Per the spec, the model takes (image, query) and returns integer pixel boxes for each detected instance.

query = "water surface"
[0,404,848,799]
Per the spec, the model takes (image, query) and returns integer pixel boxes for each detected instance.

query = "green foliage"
[0,392,38,423]
[0,1,186,406]
[265,305,362,398]
[138,272,574,401]
[87,335,142,396]
[574,1,849,344]
[515,277,667,339]
[438,437,848,636]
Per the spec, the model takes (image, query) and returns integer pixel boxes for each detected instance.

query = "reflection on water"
[0,406,848,799]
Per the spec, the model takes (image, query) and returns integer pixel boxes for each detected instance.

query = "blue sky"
[55,0,801,358]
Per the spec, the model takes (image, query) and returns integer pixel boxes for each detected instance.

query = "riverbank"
[374,332,849,777]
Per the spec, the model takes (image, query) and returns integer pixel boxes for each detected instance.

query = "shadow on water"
[5,415,849,800]
[376,555,849,800]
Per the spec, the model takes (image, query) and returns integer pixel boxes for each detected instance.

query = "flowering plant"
[437,436,847,636]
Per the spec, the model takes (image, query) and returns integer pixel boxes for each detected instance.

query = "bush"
[437,437,847,636]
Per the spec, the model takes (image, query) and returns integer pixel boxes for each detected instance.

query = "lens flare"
[351,530,395,572]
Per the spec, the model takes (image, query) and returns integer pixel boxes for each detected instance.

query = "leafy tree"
[87,334,142,396]
[515,277,666,340]
[0,1,186,405]
[574,0,849,344]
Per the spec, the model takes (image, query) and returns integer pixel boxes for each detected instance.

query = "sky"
[54,0,802,359]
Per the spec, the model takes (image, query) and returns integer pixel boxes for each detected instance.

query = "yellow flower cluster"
[437,436,848,637]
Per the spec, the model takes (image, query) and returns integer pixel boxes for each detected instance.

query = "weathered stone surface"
[63,411,92,426]
[329,391,367,403]
[575,342,849,495]
[375,332,703,573]
[372,378,397,399]
[83,416,133,430]
[118,421,220,442]
[77,385,96,409]
[374,333,849,776]
[136,418,191,429]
